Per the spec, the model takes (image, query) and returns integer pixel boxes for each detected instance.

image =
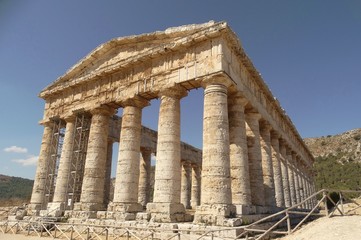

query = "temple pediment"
[40,21,231,98]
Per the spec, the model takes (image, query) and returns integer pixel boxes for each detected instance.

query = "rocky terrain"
[304,128,361,163]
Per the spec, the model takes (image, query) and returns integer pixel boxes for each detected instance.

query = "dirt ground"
[277,215,361,240]
[0,234,53,240]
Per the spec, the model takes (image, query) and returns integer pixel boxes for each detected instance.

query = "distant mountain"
[0,174,33,204]
[304,128,361,163]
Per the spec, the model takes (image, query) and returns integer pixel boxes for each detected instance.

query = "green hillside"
[314,153,361,196]
[0,174,33,200]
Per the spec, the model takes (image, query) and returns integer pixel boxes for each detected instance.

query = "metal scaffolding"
[43,118,65,209]
[65,112,91,209]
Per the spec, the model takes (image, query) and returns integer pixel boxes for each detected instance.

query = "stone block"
[113,203,143,213]
[114,212,136,221]
[195,204,236,216]
[147,203,185,215]
[147,203,186,223]
[256,206,273,214]
[47,202,65,217]
[69,210,97,219]
[97,211,107,219]
[136,212,151,221]
[39,210,48,217]
[235,204,256,215]
[8,216,17,221]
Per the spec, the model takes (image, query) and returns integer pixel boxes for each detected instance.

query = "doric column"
[112,98,148,217]
[190,165,201,209]
[260,122,276,207]
[147,86,187,222]
[138,149,152,208]
[29,121,55,212]
[305,167,311,209]
[194,80,236,225]
[301,169,308,209]
[292,154,301,205]
[228,93,252,208]
[246,112,265,207]
[287,149,297,207]
[104,139,113,206]
[77,106,114,211]
[180,162,192,209]
[297,160,306,208]
[280,140,291,208]
[271,132,284,207]
[48,116,76,214]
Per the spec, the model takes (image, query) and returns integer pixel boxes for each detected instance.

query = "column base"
[107,202,143,221]
[194,204,241,226]
[147,202,185,223]
[234,204,282,216]
[108,202,143,213]
[26,203,42,216]
[234,204,256,215]
[73,202,105,212]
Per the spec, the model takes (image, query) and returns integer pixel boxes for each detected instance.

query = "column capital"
[279,138,287,146]
[140,147,153,155]
[286,147,293,155]
[63,115,76,123]
[245,111,262,121]
[228,92,248,108]
[181,160,192,167]
[40,119,55,127]
[159,85,188,99]
[260,121,272,132]
[271,131,280,139]
[201,73,234,89]
[121,96,149,109]
[90,105,116,116]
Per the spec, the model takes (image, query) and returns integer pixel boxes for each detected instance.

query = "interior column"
[48,116,75,215]
[147,86,187,222]
[76,106,114,212]
[112,98,148,219]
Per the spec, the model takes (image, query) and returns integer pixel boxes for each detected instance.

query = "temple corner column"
[28,120,55,214]
[194,76,237,226]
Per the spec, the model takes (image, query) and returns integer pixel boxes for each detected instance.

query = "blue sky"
[0,1,360,179]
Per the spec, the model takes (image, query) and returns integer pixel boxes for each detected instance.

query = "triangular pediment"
[40,21,230,98]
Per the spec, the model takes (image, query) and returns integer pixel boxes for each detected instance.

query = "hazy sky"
[0,1,360,179]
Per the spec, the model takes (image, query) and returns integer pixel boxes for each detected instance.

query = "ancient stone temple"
[29,21,316,226]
